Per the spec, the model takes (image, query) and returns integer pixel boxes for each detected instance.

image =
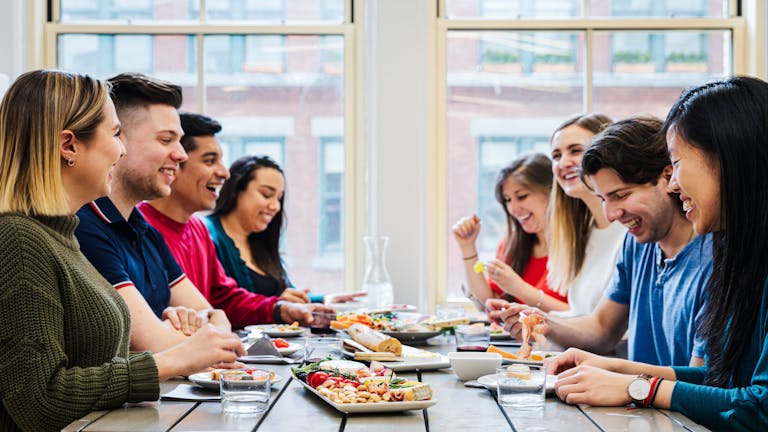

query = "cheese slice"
[402,383,432,401]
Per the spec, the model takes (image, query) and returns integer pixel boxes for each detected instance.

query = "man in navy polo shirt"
[76,73,233,353]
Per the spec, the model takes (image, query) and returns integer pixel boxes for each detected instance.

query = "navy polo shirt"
[76,197,186,318]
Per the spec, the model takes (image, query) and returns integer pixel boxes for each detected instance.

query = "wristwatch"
[627,373,653,405]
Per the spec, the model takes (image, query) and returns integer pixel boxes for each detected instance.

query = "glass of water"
[496,365,546,409]
[220,369,271,414]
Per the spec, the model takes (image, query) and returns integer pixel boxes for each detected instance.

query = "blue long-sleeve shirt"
[670,279,768,431]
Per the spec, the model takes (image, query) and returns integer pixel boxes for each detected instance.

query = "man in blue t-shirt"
[491,116,710,366]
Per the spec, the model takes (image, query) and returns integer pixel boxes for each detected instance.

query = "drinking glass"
[304,336,343,363]
[496,365,546,409]
[220,370,271,414]
[455,324,490,352]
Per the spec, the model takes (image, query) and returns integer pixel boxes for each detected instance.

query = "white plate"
[244,325,306,338]
[276,342,303,356]
[500,350,562,366]
[380,330,443,343]
[295,377,438,413]
[477,373,556,394]
[342,345,450,372]
[188,371,284,390]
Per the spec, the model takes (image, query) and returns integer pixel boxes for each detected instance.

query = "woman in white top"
[548,114,626,316]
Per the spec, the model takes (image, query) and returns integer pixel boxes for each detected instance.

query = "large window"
[48,0,354,295]
[440,0,739,299]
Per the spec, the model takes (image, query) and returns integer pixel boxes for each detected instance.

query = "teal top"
[203,215,322,303]
[670,279,768,431]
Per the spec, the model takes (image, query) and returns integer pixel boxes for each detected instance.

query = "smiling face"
[114,104,186,201]
[588,167,678,244]
[551,124,595,199]
[667,127,722,234]
[233,167,285,234]
[501,176,549,235]
[74,98,125,201]
[171,135,230,213]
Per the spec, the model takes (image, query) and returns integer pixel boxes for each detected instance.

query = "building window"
[319,138,344,258]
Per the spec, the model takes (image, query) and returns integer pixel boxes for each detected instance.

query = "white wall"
[0,0,27,95]
[363,0,431,308]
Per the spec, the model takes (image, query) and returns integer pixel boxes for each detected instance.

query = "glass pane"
[593,30,731,118]
[205,0,346,23]
[205,34,345,294]
[446,30,583,298]
[446,0,582,19]
[56,34,198,111]
[590,0,729,18]
[60,0,199,22]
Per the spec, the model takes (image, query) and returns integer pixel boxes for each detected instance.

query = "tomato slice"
[307,371,329,388]
[273,338,290,348]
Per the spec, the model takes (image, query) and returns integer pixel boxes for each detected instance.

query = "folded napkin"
[161,384,220,401]
[238,337,303,364]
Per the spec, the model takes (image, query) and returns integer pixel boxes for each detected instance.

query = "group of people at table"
[0,69,765,432]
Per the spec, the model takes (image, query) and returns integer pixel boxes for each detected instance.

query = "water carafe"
[361,236,394,309]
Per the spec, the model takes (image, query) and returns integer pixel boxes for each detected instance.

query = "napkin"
[161,384,220,401]
[238,337,303,364]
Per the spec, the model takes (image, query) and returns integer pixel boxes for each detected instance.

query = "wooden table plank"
[82,401,195,431]
[255,377,343,432]
[656,409,711,431]
[580,405,692,432]
[503,399,600,431]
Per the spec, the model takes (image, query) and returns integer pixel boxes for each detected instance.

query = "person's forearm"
[463,260,495,302]
[499,280,568,312]
[546,315,621,353]
[609,360,677,381]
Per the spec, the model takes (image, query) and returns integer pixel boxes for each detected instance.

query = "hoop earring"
[67,158,75,167]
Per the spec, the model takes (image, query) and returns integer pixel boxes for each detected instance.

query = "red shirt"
[489,240,567,304]
[138,202,280,329]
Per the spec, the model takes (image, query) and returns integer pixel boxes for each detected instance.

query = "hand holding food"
[498,303,540,339]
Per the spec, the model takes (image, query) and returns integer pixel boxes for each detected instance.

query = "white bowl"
[448,351,503,381]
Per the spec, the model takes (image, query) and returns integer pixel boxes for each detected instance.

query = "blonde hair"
[0,70,108,215]
[547,113,613,295]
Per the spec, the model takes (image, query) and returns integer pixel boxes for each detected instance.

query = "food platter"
[295,378,438,413]
[476,373,556,393]
[188,371,284,390]
[245,324,306,338]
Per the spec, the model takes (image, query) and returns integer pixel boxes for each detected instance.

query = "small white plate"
[276,342,303,356]
[380,330,443,343]
[477,373,556,393]
[244,325,306,338]
[188,371,284,390]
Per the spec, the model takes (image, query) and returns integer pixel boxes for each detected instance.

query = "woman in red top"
[453,153,568,312]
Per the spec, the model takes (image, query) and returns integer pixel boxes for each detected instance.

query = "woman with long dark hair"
[546,76,768,431]
[453,152,568,311]
[205,155,363,304]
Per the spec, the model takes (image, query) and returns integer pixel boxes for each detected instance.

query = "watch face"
[628,378,651,400]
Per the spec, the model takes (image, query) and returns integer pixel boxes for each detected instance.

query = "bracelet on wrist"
[646,377,664,408]
[272,301,284,324]
[462,253,478,261]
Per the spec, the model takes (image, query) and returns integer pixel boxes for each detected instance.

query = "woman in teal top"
[545,76,768,431]
[205,156,364,305]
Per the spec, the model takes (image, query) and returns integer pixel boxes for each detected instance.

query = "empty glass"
[304,337,343,363]
[496,365,546,409]
[220,370,271,414]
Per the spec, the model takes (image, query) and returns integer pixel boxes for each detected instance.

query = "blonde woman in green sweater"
[0,70,246,432]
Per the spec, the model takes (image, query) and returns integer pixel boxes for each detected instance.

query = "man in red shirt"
[140,112,331,329]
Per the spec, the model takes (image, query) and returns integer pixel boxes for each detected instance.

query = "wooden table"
[64,340,710,432]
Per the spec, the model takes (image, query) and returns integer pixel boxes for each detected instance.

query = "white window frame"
[41,0,361,294]
[432,0,753,305]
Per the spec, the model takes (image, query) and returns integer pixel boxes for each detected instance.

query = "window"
[440,0,739,300]
[48,0,355,295]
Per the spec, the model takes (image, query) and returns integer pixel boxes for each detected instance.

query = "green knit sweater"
[0,213,159,431]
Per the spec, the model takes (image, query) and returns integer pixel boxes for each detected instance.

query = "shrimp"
[516,312,546,359]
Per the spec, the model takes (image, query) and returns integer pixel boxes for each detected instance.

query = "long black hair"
[212,155,288,289]
[662,76,768,387]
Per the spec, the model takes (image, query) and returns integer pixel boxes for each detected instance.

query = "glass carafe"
[361,235,394,309]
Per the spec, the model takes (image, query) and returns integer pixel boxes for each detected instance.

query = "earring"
[67,158,75,167]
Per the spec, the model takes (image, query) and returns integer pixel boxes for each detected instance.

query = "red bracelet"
[644,376,663,408]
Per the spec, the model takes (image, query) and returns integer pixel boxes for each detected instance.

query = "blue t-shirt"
[75,197,186,317]
[606,233,712,366]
